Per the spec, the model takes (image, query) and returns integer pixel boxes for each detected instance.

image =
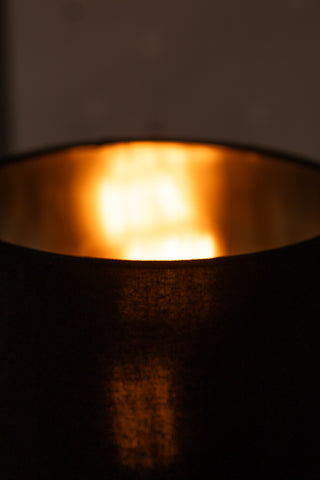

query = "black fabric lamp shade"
[1,140,320,479]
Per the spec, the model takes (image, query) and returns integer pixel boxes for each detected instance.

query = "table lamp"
[1,140,320,479]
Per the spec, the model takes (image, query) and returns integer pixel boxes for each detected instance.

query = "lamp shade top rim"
[1,139,320,262]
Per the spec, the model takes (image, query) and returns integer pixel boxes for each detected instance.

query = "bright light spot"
[127,234,215,260]
[155,177,189,221]
[94,144,217,260]
[98,184,126,237]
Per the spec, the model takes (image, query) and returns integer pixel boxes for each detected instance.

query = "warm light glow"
[126,233,214,261]
[3,140,320,260]
[111,360,177,469]
[93,143,217,260]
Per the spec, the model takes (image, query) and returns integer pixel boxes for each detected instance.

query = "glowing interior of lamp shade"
[0,141,320,261]
[96,146,216,260]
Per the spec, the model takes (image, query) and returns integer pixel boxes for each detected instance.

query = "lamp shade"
[1,141,320,479]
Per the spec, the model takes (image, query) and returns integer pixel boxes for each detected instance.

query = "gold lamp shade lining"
[0,141,319,260]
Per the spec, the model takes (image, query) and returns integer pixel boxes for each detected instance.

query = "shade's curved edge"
[1,235,319,271]
[1,138,320,266]
[1,136,320,172]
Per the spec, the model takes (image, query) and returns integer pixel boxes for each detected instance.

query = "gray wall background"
[5,0,320,160]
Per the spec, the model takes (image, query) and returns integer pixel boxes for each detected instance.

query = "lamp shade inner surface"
[0,141,320,260]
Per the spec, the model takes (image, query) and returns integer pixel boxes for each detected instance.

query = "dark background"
[1,0,320,160]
